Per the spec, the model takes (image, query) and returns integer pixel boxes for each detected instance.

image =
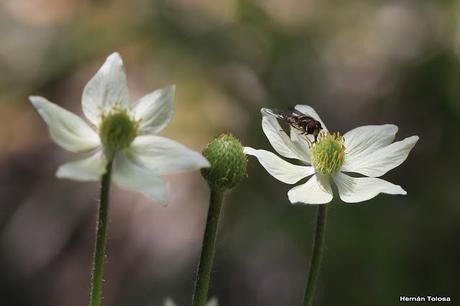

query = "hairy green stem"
[89,160,113,306]
[192,189,225,306]
[302,204,328,306]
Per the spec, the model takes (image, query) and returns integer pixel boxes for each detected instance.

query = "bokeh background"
[1,1,459,306]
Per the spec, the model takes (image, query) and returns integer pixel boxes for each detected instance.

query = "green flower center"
[99,111,138,152]
[310,132,345,175]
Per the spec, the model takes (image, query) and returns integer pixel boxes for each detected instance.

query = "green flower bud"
[201,134,248,191]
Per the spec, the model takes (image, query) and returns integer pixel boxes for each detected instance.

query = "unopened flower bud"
[201,134,247,191]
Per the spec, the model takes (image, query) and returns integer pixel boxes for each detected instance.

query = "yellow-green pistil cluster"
[99,111,138,152]
[310,132,345,175]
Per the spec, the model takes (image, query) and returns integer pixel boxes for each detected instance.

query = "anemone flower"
[245,105,418,306]
[30,52,210,306]
[244,105,418,204]
[30,52,209,205]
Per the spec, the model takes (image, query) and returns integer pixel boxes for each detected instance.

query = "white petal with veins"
[82,52,130,125]
[244,147,314,184]
[343,124,398,165]
[56,151,107,181]
[333,172,406,203]
[126,135,210,174]
[113,154,168,205]
[290,127,311,163]
[261,113,309,161]
[287,174,333,204]
[29,96,100,153]
[342,136,419,177]
[133,85,175,134]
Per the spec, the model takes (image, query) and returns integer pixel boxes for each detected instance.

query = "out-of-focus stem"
[89,160,113,306]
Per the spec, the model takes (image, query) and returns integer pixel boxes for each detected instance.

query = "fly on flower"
[263,108,323,144]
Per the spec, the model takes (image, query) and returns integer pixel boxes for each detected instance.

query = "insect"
[264,108,323,143]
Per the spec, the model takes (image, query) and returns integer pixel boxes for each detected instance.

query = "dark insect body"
[265,108,323,143]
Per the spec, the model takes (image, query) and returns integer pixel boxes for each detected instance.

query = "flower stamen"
[310,131,345,175]
[99,109,138,152]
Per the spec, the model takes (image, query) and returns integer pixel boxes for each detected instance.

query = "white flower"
[244,105,419,204]
[164,297,218,306]
[30,52,209,205]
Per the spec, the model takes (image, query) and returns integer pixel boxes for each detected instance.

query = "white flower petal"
[113,153,168,205]
[287,174,333,204]
[126,135,209,174]
[342,136,419,177]
[244,147,314,184]
[333,172,406,203]
[294,104,328,131]
[82,52,129,125]
[29,96,100,152]
[56,151,107,181]
[290,127,311,163]
[343,124,398,164]
[133,85,175,134]
[261,111,309,161]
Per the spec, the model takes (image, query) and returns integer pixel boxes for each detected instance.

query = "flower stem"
[192,189,225,306]
[89,160,113,306]
[302,204,328,306]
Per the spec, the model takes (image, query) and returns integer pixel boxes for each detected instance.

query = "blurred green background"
[1,0,459,306]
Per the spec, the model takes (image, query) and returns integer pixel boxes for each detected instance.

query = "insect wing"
[262,108,292,120]
[263,108,306,130]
